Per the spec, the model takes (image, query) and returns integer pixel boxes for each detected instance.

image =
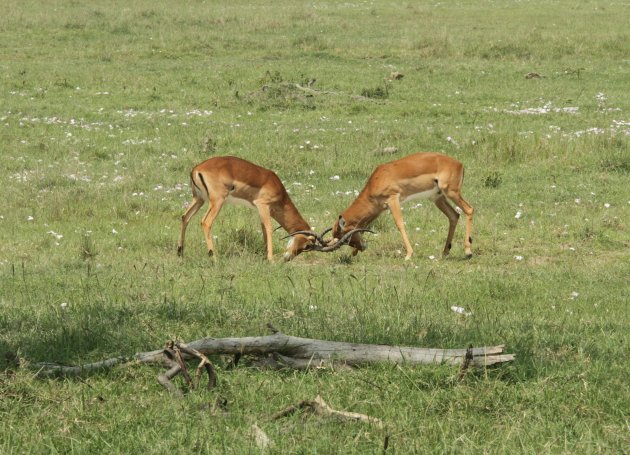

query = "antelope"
[321,152,474,260]
[178,156,324,261]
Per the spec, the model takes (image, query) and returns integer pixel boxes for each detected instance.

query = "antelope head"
[283,232,320,261]
[331,215,370,255]
[287,225,374,256]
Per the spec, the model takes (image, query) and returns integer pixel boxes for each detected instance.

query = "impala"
[324,152,474,260]
[177,156,321,261]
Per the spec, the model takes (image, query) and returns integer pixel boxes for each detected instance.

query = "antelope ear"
[338,216,346,230]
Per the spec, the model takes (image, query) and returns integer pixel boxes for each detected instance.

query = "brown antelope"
[178,156,325,261]
[320,152,474,260]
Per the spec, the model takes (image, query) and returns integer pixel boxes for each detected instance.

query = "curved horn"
[316,227,334,246]
[319,227,333,238]
[316,228,374,252]
[285,227,334,246]
[282,230,321,240]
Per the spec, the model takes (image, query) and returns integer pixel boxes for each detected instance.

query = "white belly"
[226,195,256,209]
[402,186,441,203]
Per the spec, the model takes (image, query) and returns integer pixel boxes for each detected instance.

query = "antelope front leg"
[255,202,274,261]
[387,195,414,260]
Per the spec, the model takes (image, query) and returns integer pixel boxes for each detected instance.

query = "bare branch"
[27,332,514,383]
[157,360,184,398]
[273,395,384,428]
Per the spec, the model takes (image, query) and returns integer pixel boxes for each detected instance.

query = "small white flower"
[446,136,459,146]
[514,255,524,261]
[570,291,579,300]
[47,231,63,240]
[604,203,610,208]
[112,228,118,234]
[575,198,581,204]
[27,216,34,221]
[428,255,436,260]
[451,306,472,316]
[515,210,522,219]
[60,302,68,310]
[329,175,340,181]
[308,305,317,311]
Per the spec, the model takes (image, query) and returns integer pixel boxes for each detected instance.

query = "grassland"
[1,0,629,453]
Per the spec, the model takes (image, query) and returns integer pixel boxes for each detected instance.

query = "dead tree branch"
[26,332,514,393]
[273,395,384,428]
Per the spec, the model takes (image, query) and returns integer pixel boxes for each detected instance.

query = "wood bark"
[30,332,513,378]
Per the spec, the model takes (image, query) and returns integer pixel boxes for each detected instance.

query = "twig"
[157,359,184,398]
[177,342,217,390]
[249,423,273,450]
[272,395,384,428]
[167,343,192,386]
[457,345,474,380]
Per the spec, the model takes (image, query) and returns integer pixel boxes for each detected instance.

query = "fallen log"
[29,331,514,385]
[28,332,514,370]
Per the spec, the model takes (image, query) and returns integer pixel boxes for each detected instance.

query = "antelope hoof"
[465,253,473,260]
[208,249,214,257]
[177,246,184,257]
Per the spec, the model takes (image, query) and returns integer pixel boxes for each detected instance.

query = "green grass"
[1,0,629,453]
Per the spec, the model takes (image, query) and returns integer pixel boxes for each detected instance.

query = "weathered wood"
[181,333,513,368]
[272,395,384,428]
[157,361,184,398]
[29,332,514,378]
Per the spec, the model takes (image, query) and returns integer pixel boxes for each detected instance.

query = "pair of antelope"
[177,153,474,262]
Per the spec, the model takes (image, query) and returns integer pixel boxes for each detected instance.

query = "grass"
[1,0,629,453]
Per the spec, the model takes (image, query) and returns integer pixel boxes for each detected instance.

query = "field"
[1,0,629,453]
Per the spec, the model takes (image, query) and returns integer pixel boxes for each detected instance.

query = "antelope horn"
[282,230,320,240]
[316,227,333,245]
[316,228,374,252]
[284,227,334,246]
